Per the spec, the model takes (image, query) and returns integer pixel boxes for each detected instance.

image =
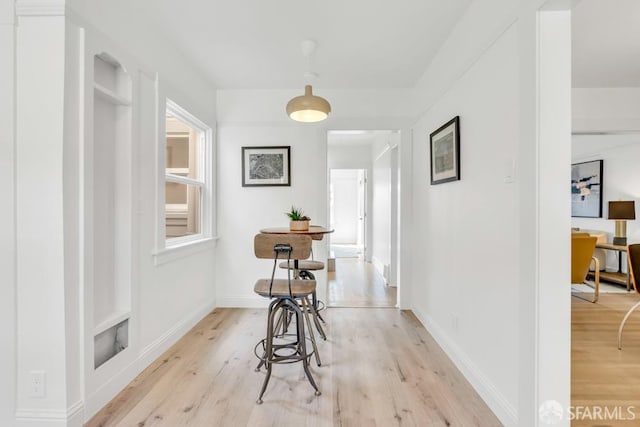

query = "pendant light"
[286,85,331,122]
[286,40,331,123]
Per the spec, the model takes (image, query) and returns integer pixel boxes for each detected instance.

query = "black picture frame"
[430,116,460,185]
[241,146,291,187]
[571,159,603,218]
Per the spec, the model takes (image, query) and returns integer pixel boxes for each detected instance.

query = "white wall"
[371,137,392,281]
[13,2,218,424]
[0,0,16,424]
[411,23,519,423]
[327,142,372,170]
[15,11,72,422]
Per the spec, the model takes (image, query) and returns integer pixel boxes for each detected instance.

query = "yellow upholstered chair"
[571,233,600,303]
[617,244,640,349]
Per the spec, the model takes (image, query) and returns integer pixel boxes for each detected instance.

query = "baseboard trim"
[83,299,215,420]
[411,307,518,426]
[216,296,270,308]
[16,399,84,426]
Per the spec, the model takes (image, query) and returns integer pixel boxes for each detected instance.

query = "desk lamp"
[608,201,636,246]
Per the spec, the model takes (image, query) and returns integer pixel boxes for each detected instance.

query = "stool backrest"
[628,244,640,295]
[254,233,312,260]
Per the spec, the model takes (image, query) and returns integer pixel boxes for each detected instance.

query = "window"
[163,100,213,249]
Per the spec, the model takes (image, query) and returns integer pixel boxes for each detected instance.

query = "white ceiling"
[572,0,640,88]
[130,0,472,89]
[75,1,640,91]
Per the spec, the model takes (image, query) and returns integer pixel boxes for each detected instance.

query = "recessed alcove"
[91,52,132,368]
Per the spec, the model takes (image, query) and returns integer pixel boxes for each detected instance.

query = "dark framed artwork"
[571,159,603,218]
[241,146,291,187]
[430,116,460,185]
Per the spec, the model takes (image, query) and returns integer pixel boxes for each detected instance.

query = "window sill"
[152,236,219,266]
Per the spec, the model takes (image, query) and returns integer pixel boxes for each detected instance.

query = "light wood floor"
[572,293,640,426]
[328,259,397,308]
[87,308,501,426]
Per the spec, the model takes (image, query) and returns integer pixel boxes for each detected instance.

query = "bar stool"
[253,233,321,404]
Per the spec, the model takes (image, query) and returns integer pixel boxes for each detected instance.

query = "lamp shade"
[608,201,636,220]
[286,85,331,123]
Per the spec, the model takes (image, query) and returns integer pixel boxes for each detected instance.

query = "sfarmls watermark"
[539,400,637,424]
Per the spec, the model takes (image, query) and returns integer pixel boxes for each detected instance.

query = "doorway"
[569,1,640,422]
[326,130,399,308]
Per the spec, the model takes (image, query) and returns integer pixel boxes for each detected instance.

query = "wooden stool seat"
[254,279,317,298]
[279,260,325,271]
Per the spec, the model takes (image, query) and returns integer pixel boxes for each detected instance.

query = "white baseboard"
[411,307,518,426]
[83,299,216,420]
[216,295,270,308]
[16,400,84,426]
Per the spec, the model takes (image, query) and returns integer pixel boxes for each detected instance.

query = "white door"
[330,169,361,244]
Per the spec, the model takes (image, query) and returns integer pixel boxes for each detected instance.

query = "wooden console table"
[594,242,631,291]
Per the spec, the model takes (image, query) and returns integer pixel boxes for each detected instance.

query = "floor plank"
[572,293,640,427]
[87,308,500,426]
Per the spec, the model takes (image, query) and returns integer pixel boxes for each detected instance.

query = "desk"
[594,242,631,291]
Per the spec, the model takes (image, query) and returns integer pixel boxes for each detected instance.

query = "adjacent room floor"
[327,258,397,308]
[572,292,640,426]
[87,307,500,426]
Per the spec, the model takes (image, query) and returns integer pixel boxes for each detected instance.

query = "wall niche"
[91,52,132,369]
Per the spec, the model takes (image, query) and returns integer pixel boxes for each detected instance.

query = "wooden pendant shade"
[286,85,331,123]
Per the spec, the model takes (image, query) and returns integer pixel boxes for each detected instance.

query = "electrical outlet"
[29,371,46,398]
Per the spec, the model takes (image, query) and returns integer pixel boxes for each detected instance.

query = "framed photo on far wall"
[571,159,603,218]
[430,116,460,185]
[242,146,291,187]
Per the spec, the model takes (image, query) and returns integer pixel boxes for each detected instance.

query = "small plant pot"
[290,220,310,231]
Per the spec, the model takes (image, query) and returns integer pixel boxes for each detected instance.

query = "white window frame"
[153,98,216,265]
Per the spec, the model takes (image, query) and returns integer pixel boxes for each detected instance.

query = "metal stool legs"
[255,297,321,371]
[299,270,327,340]
[255,298,320,404]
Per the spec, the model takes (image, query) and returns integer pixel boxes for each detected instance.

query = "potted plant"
[286,206,310,231]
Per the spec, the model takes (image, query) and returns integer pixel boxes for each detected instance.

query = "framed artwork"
[571,160,603,218]
[242,146,291,187]
[430,116,460,185]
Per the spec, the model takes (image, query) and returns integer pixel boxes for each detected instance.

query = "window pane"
[166,114,200,180]
[165,183,201,239]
